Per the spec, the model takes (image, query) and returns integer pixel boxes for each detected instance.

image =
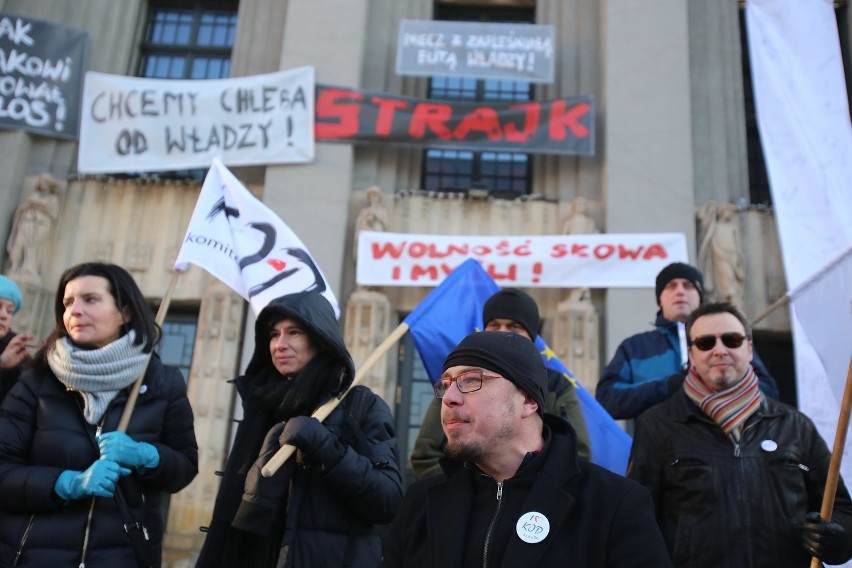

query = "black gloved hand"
[665,371,686,396]
[801,511,851,564]
[279,416,345,471]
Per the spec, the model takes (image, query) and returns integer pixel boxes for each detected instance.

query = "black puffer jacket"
[197,292,403,567]
[0,354,198,567]
[629,389,852,568]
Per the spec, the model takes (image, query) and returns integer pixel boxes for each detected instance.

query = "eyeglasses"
[689,332,749,352]
[434,369,503,399]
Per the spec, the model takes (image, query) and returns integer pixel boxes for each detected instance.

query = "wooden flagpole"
[116,269,182,432]
[749,294,790,327]
[261,321,411,477]
[809,354,852,568]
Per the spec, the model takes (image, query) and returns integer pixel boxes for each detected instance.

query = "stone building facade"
[0,0,848,564]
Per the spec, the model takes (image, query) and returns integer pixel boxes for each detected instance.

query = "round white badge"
[516,511,550,544]
[139,384,148,394]
[760,439,778,452]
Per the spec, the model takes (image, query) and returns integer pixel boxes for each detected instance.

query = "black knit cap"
[443,331,547,415]
[482,288,540,337]
[655,262,705,305]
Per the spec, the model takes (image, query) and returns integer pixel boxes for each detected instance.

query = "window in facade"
[422,4,535,199]
[394,334,434,487]
[135,1,238,179]
[138,1,237,80]
[155,311,198,386]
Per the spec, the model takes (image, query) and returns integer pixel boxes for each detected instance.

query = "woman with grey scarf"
[0,262,198,567]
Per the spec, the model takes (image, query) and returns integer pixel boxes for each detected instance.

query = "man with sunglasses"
[410,288,591,479]
[382,330,672,568]
[596,262,779,420]
[628,302,852,568]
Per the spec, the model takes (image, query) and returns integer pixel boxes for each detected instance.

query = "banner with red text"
[356,231,687,287]
[315,84,594,156]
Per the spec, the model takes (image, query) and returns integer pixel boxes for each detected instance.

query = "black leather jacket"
[629,389,852,568]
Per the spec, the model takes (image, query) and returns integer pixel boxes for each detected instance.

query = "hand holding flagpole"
[261,323,410,477]
[173,157,344,470]
[809,355,852,568]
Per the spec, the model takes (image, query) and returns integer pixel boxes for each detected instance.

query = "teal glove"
[97,431,160,470]
[55,460,131,500]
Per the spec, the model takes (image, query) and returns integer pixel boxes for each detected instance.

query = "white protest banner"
[747,0,852,495]
[174,157,339,317]
[395,20,555,83]
[356,231,687,287]
[78,66,314,173]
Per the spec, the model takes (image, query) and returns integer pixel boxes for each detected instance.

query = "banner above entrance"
[356,231,688,287]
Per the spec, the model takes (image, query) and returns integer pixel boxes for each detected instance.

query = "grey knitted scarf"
[48,331,150,425]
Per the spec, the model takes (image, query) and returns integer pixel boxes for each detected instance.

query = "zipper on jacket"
[482,481,504,568]
[732,415,763,458]
[12,514,35,567]
[78,498,96,567]
[79,414,108,568]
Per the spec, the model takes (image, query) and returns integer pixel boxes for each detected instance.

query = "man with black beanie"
[596,262,779,420]
[381,331,672,568]
[410,288,591,479]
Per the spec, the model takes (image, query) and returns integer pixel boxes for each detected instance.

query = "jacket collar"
[430,416,579,567]
[669,388,786,424]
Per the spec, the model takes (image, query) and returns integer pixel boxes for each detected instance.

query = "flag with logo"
[403,259,632,474]
[174,157,339,316]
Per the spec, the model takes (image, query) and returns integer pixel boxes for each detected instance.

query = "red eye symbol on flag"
[267,259,287,272]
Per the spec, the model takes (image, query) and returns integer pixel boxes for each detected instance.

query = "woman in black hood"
[197,292,403,567]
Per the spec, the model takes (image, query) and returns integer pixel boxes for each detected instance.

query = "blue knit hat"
[0,276,22,314]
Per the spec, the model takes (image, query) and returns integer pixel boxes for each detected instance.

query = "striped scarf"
[684,364,761,443]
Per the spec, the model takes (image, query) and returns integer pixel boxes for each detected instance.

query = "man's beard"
[445,437,484,464]
[443,415,515,464]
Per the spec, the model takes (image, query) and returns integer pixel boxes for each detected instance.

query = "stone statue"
[553,288,600,393]
[561,197,597,303]
[7,174,61,277]
[561,197,598,235]
[698,201,745,308]
[353,185,389,259]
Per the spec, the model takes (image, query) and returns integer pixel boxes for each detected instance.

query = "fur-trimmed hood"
[244,292,354,396]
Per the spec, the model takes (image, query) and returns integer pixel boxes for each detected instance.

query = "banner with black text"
[78,67,314,173]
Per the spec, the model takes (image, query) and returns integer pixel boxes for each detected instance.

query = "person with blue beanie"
[0,274,35,403]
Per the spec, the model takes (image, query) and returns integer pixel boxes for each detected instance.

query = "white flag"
[747,0,852,502]
[175,158,339,317]
[790,246,852,407]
